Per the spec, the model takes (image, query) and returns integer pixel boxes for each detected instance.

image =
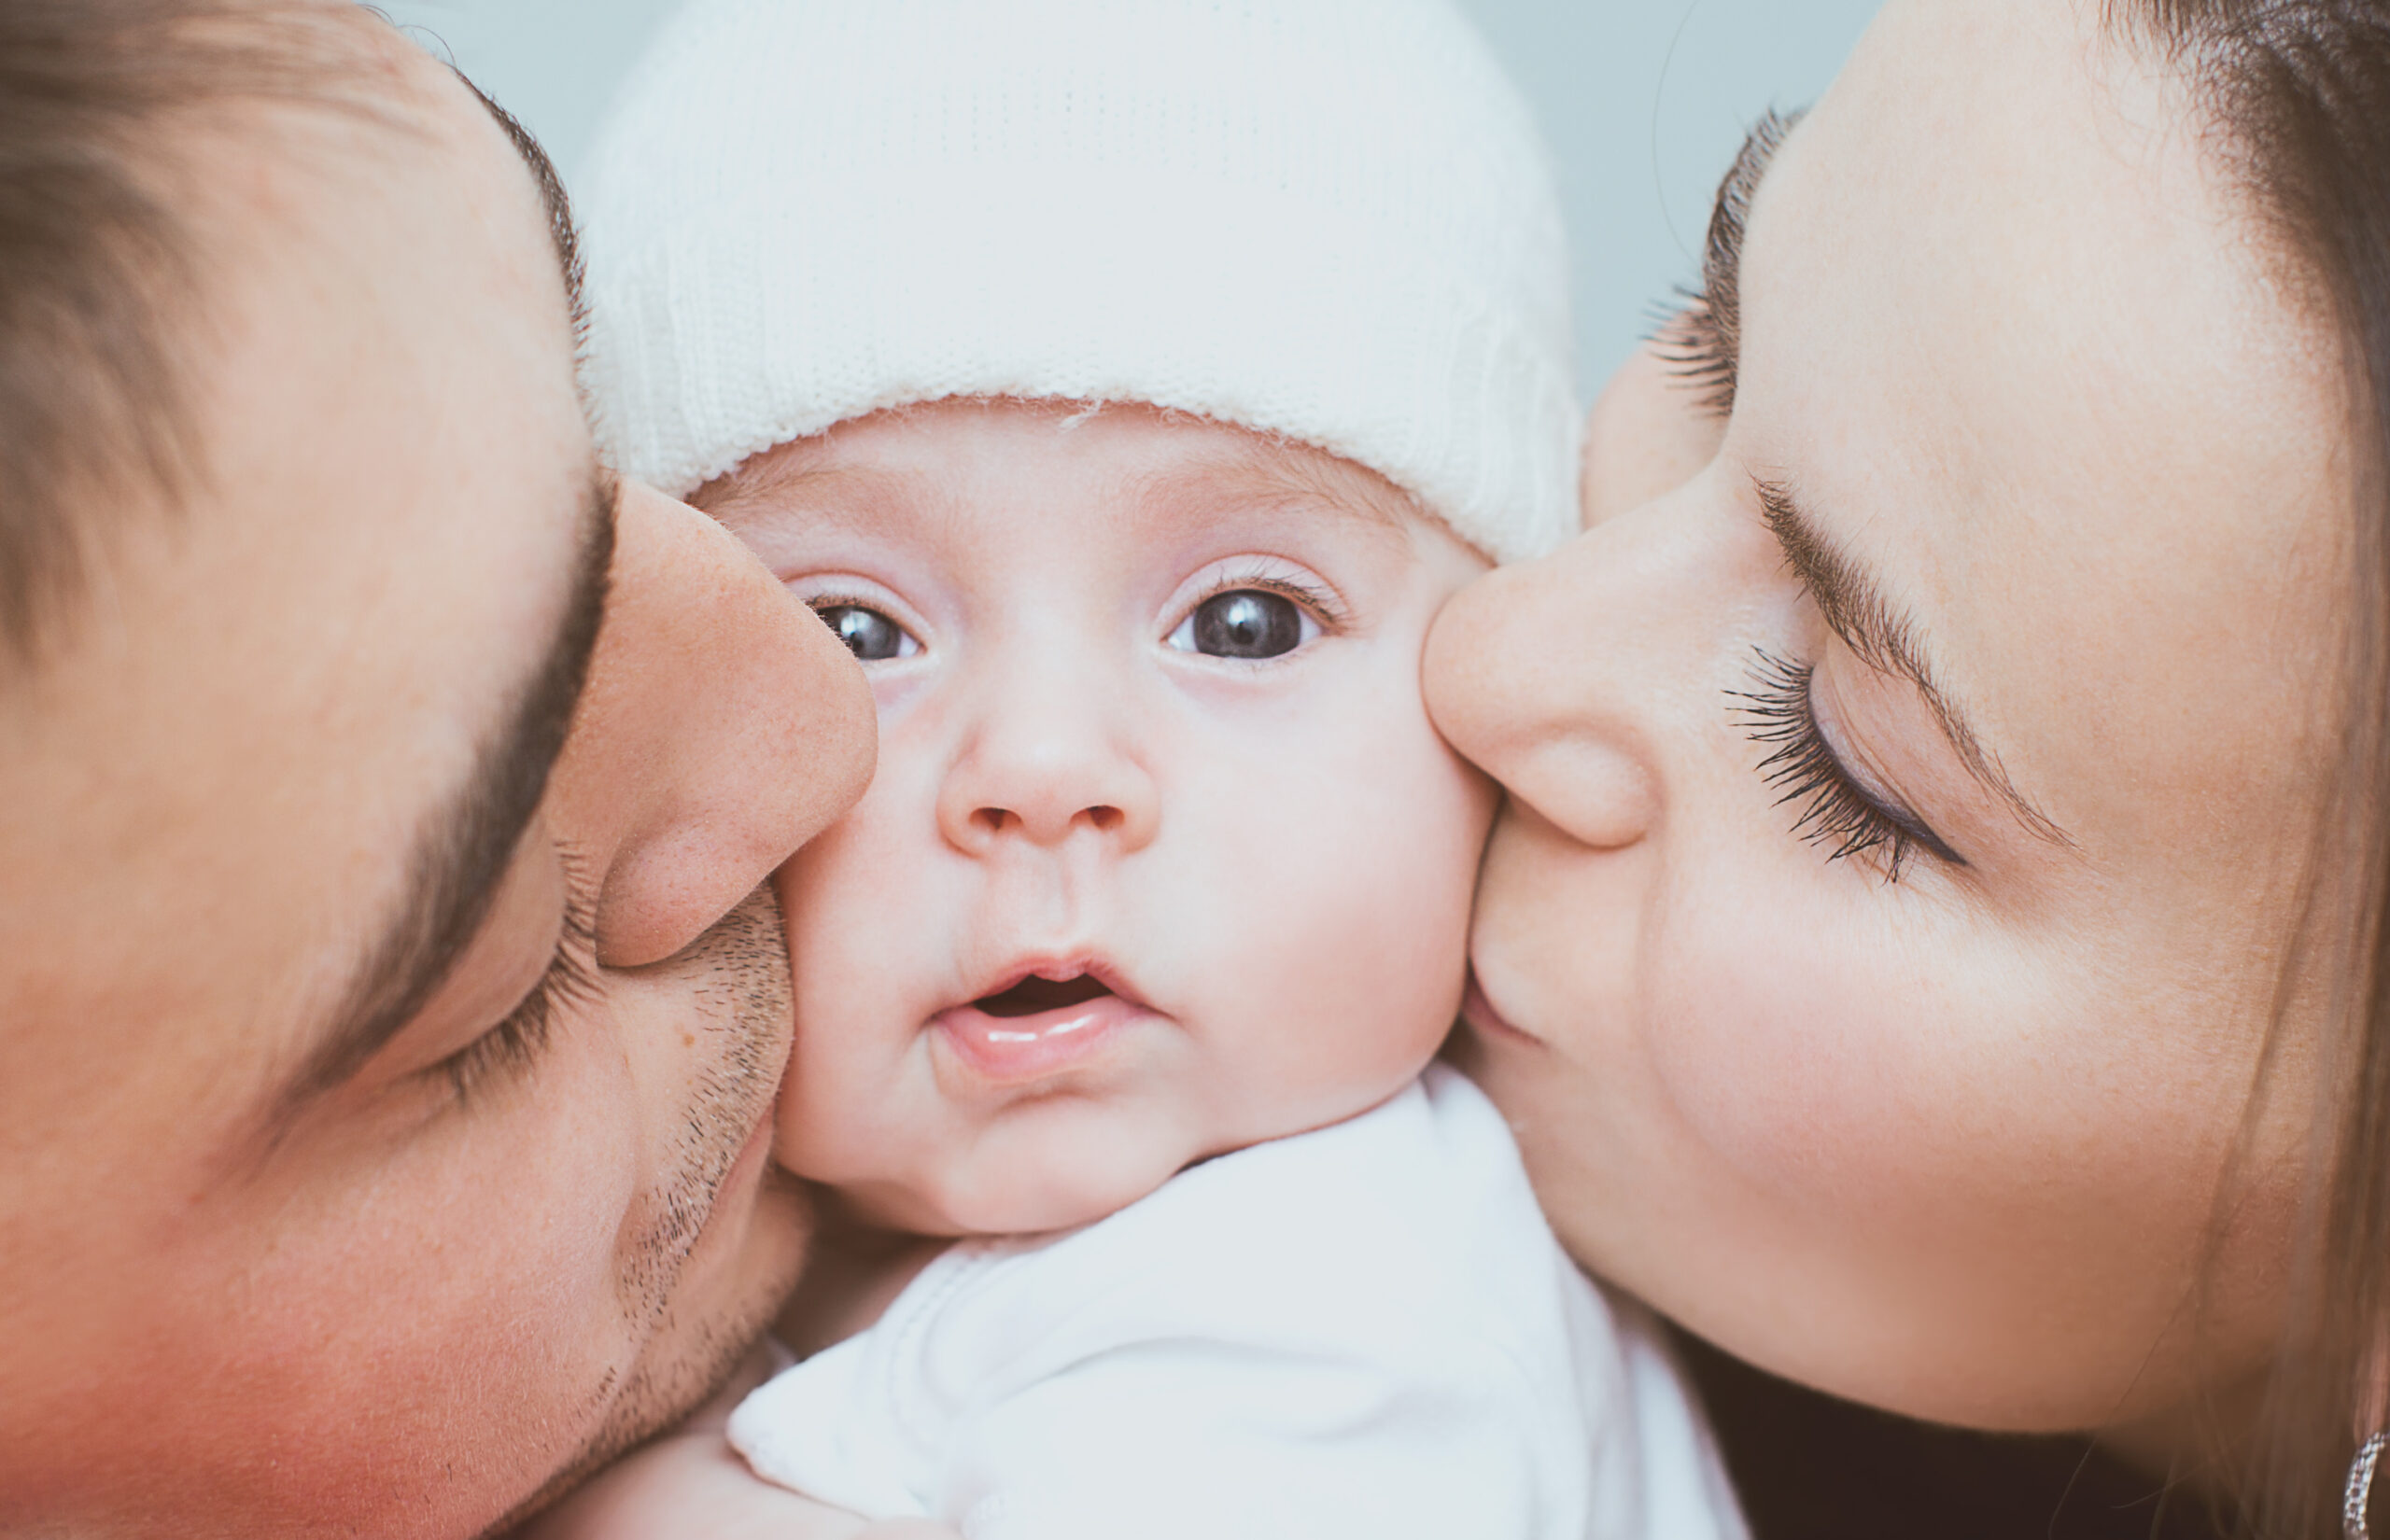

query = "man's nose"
[552,480,876,968]
[935,664,1160,857]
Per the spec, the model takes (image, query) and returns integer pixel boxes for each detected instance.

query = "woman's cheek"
[1644,875,2033,1225]
[1642,862,2218,1269]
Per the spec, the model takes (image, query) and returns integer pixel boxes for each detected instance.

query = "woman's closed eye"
[1730,649,1965,882]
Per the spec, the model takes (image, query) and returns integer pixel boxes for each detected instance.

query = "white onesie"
[727,1065,1749,1540]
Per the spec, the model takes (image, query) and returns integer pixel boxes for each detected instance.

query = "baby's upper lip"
[954,955,1148,1015]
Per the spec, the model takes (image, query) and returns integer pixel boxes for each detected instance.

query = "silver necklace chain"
[2348,1431,2386,1540]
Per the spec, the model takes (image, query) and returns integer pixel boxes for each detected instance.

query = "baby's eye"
[1168,589,1315,660]
[812,602,920,662]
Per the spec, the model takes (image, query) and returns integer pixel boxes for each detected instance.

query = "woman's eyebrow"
[1667,108,1802,417]
[1757,477,2075,850]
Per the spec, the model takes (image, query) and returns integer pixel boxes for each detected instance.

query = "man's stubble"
[490,882,808,1534]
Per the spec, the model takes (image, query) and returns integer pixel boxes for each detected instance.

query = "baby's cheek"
[1249,753,1485,1102]
[766,776,931,1186]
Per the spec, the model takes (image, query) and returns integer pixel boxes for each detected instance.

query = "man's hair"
[0,0,375,672]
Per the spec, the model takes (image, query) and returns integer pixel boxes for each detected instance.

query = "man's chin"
[481,1167,812,1537]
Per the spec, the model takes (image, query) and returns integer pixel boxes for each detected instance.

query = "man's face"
[0,25,873,1538]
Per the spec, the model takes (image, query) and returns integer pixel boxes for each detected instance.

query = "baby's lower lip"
[934,993,1147,1085]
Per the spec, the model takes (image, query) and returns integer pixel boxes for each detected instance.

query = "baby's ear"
[1580,334,1727,532]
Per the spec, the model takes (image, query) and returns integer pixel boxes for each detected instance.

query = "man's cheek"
[168,1070,644,1531]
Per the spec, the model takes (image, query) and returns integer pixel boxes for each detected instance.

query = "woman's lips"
[1461,971,1541,1047]
[935,991,1148,1085]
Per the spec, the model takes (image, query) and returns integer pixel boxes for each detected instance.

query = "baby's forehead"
[697,400,1456,555]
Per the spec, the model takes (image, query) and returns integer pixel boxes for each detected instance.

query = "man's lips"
[934,965,1151,1085]
[727,1097,778,1189]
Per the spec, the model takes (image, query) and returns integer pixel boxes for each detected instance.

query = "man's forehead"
[167,13,575,308]
[0,17,606,1122]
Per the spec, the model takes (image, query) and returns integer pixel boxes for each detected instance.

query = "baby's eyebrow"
[1137,446,1421,547]
[698,461,903,531]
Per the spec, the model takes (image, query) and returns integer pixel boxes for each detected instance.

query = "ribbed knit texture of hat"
[579,0,1577,564]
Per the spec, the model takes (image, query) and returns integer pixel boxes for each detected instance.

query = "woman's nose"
[552,480,876,968]
[935,669,1160,857]
[1425,494,1710,855]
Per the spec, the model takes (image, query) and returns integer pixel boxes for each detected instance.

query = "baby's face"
[707,399,1494,1236]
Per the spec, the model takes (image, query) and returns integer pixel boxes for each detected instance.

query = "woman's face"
[1427,0,2356,1435]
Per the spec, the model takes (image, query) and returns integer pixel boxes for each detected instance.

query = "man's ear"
[1580,330,1728,533]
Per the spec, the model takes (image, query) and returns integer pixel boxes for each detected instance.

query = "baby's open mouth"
[974,973,1116,1018]
[937,966,1146,1085]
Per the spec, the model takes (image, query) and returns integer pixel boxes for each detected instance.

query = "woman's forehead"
[1736,0,2353,876]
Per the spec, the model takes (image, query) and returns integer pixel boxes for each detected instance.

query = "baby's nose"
[936,713,1160,855]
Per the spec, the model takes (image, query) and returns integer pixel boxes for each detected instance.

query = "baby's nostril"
[973,807,1009,834]
[1086,805,1122,833]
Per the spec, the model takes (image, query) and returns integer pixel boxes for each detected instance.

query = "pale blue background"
[373,0,1884,391]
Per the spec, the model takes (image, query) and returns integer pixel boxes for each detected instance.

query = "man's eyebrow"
[457,72,589,347]
[1757,477,2074,850]
[1663,107,1801,419]
[255,467,619,1144]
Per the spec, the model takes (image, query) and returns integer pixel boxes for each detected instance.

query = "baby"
[547,2,1747,1537]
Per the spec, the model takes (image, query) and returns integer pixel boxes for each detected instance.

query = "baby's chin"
[814,1108,1233,1239]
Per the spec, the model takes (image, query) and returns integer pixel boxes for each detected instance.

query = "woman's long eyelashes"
[436,885,600,1105]
[1656,294,1736,418]
[1729,650,1966,881]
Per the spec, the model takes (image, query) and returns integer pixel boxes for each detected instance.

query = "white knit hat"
[579,0,1577,563]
